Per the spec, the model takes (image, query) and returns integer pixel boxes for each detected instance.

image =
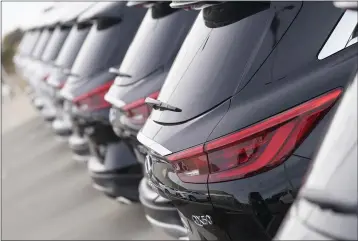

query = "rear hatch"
[60,2,146,112]
[31,28,54,60]
[47,24,92,88]
[105,3,198,105]
[41,25,71,63]
[64,2,146,80]
[23,29,41,57]
[150,2,302,124]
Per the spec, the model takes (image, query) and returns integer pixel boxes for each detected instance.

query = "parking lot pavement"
[1,94,172,240]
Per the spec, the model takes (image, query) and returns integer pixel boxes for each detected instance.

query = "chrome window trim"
[347,36,358,47]
[104,92,126,108]
[137,132,172,156]
[318,10,357,60]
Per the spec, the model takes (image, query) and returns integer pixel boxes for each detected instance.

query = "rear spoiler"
[333,1,358,10]
[126,1,156,8]
[170,1,223,10]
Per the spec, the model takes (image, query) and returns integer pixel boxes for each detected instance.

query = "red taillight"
[166,89,342,184]
[122,91,160,125]
[72,81,114,111]
[56,82,65,89]
[43,74,50,82]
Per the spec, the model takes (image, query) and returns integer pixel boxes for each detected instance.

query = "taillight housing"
[42,73,50,82]
[121,91,160,125]
[55,82,65,89]
[72,81,114,111]
[166,89,342,183]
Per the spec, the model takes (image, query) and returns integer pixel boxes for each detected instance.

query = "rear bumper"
[88,156,142,202]
[52,118,73,137]
[68,134,91,161]
[139,177,188,239]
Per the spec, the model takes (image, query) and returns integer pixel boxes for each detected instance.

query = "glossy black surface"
[22,29,42,57]
[151,2,302,124]
[32,28,53,59]
[41,25,70,62]
[54,25,91,70]
[113,8,198,86]
[139,2,358,241]
[68,5,146,78]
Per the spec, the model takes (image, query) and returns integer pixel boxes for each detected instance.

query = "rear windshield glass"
[17,32,29,53]
[32,29,53,59]
[152,3,277,122]
[55,24,91,69]
[115,6,197,85]
[70,19,123,77]
[42,26,71,62]
[23,30,41,56]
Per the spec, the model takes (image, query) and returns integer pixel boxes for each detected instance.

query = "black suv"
[101,2,197,238]
[59,2,146,163]
[137,2,358,240]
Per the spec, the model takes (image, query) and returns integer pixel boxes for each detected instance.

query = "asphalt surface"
[1,93,172,240]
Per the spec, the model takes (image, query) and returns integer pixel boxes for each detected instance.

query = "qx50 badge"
[192,215,213,227]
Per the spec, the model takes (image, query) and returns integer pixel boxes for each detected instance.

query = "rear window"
[25,30,41,56]
[42,26,71,62]
[55,24,91,69]
[32,29,53,59]
[114,6,197,85]
[152,3,276,123]
[70,19,123,77]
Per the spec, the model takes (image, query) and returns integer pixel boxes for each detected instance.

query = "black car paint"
[59,3,146,200]
[31,28,54,60]
[139,2,358,241]
[150,2,302,124]
[105,6,198,234]
[41,25,70,63]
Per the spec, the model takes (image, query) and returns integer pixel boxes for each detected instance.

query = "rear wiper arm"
[109,67,132,78]
[145,97,182,112]
[300,189,358,215]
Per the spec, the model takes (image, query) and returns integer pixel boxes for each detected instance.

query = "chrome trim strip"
[116,196,133,205]
[92,183,111,192]
[179,237,189,240]
[139,194,177,211]
[145,215,188,235]
[139,178,159,200]
[104,92,126,108]
[72,154,90,162]
[137,132,172,156]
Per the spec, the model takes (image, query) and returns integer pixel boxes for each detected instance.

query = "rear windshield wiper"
[109,67,132,78]
[300,189,358,215]
[145,97,182,112]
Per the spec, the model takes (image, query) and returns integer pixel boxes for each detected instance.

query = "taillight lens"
[55,82,65,89]
[166,89,342,183]
[122,91,160,125]
[43,74,50,82]
[72,81,114,111]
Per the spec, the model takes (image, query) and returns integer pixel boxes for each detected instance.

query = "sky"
[2,2,55,38]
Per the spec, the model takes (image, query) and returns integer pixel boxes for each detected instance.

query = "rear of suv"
[137,2,358,240]
[60,2,146,163]
[102,2,197,238]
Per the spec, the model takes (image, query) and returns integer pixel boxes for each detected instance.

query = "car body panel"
[138,2,358,241]
[276,72,357,240]
[150,2,302,124]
